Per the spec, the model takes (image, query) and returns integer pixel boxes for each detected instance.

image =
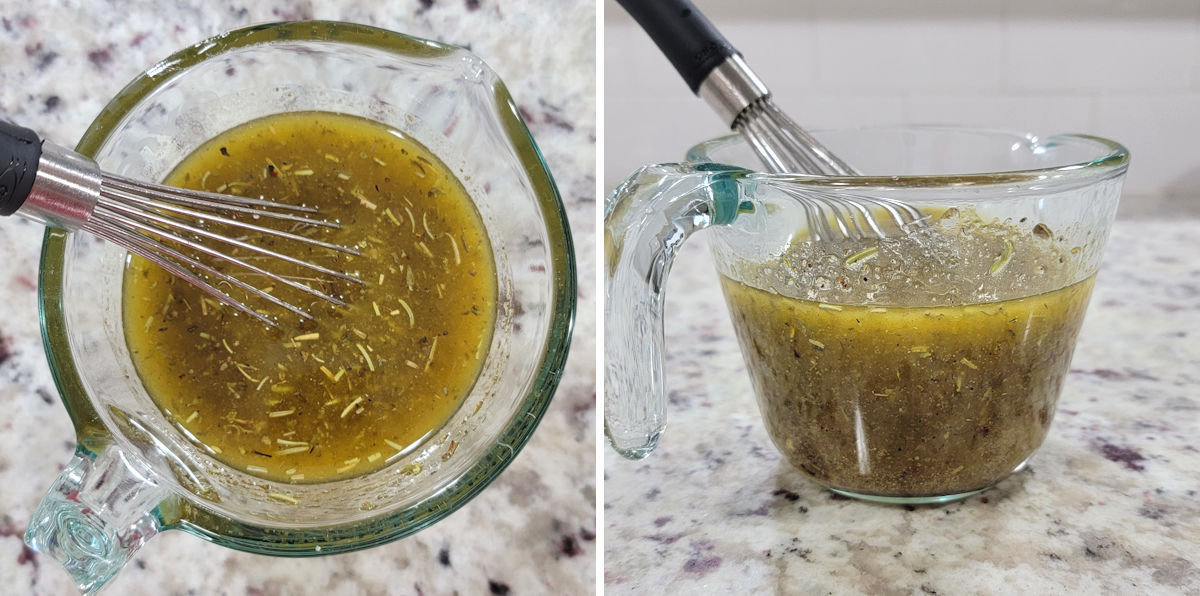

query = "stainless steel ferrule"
[19,142,101,231]
[697,54,771,128]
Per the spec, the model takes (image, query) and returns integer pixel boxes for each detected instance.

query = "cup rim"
[37,20,576,555]
[685,125,1130,190]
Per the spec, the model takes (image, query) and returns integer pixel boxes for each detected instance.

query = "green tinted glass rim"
[686,126,1130,190]
[38,20,576,555]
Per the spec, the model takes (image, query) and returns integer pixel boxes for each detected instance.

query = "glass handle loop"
[25,446,167,595]
[604,163,744,458]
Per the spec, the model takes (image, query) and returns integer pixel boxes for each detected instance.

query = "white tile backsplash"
[604,0,1200,201]
[814,19,1006,92]
[1007,20,1198,92]
[1093,92,1200,197]
[605,97,725,180]
[722,21,820,98]
[904,93,1093,133]
[779,95,909,129]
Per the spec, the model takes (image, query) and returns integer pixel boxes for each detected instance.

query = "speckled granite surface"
[0,1,595,594]
[604,220,1200,594]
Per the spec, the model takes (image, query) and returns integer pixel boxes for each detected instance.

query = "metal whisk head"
[90,175,361,325]
[618,0,927,240]
[776,186,930,243]
[735,98,857,177]
[0,121,359,326]
[698,57,929,242]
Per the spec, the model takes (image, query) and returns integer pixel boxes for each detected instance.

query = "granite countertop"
[0,1,595,594]
[603,218,1200,594]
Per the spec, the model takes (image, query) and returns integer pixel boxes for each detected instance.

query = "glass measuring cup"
[606,126,1127,503]
[27,22,575,594]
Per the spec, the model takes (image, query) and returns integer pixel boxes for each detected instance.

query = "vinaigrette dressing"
[719,210,1094,496]
[722,274,1093,496]
[122,111,496,483]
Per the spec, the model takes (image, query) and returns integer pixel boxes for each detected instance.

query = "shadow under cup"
[605,126,1127,505]
[31,21,574,594]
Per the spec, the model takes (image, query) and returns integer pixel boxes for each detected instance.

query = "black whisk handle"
[616,0,737,94]
[0,120,43,216]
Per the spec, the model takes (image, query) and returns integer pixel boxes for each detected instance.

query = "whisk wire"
[742,109,821,174]
[101,179,361,260]
[83,218,291,325]
[778,186,834,242]
[0,130,360,326]
[873,196,929,231]
[838,197,884,239]
[733,99,931,242]
[746,107,816,174]
[95,190,361,286]
[752,101,857,176]
[739,117,783,171]
[102,179,340,230]
[93,203,348,308]
[103,176,321,213]
[776,186,932,243]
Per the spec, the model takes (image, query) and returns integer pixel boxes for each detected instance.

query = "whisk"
[617,0,927,238]
[0,120,359,326]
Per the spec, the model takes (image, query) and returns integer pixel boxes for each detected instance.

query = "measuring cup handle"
[604,163,746,458]
[25,445,167,595]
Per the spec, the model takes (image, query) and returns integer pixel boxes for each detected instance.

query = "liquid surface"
[720,213,1094,497]
[123,111,496,483]
[739,207,1081,307]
